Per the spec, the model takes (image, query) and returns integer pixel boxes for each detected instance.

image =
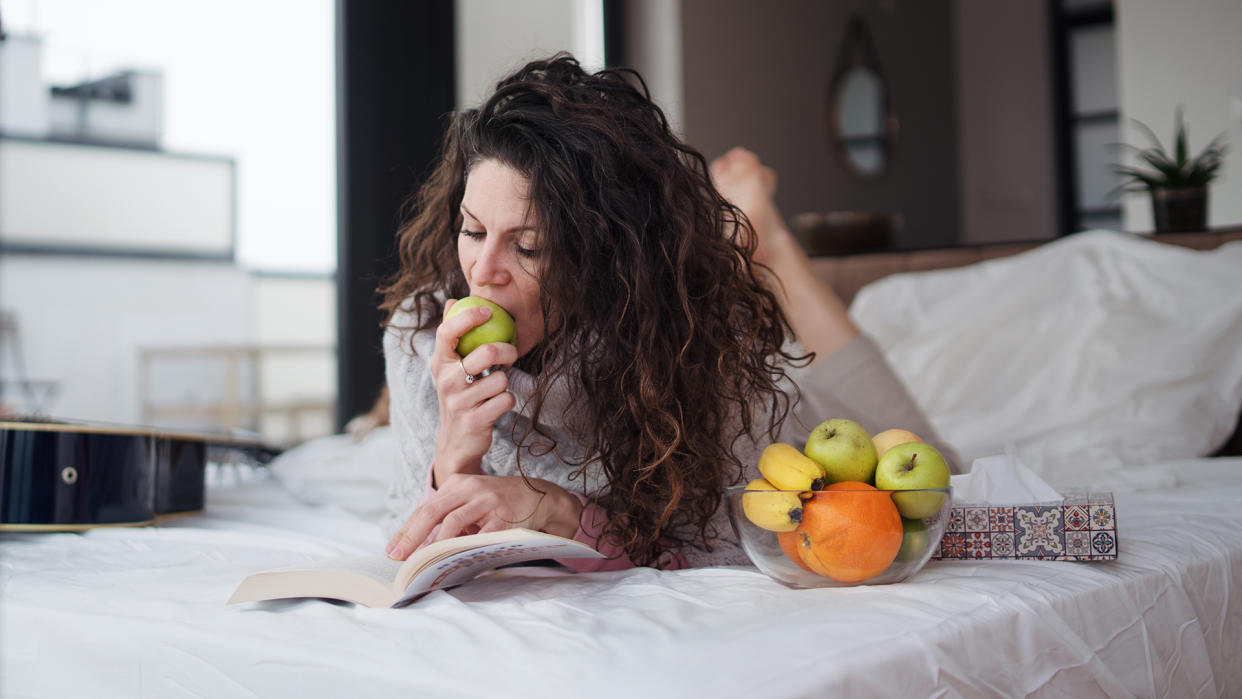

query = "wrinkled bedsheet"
[2,457,1240,699]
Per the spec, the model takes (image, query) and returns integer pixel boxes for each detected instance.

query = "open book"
[227,528,605,608]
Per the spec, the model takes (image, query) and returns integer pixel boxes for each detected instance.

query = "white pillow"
[849,230,1242,488]
[267,426,396,521]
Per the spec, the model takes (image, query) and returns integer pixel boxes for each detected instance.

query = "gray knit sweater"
[381,301,950,568]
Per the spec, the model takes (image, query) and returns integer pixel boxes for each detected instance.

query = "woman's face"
[457,158,546,357]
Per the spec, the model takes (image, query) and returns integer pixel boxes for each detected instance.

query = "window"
[1051,0,1123,234]
[0,1,337,445]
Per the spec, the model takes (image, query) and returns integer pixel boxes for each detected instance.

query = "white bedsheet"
[3,457,1240,698]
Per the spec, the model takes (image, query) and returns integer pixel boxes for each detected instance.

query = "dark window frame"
[334,0,456,428]
[1049,0,1119,236]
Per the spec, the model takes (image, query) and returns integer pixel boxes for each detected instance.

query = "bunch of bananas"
[741,443,828,531]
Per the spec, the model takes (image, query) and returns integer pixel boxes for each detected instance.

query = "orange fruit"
[778,531,815,572]
[792,481,903,583]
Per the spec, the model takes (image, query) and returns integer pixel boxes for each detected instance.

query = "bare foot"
[709,147,791,266]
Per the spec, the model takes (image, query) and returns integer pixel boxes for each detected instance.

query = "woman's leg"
[710,147,859,362]
[711,147,961,471]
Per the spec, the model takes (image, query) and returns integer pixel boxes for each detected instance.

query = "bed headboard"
[809,228,1242,457]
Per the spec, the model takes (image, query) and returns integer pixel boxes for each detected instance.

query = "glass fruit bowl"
[725,483,952,588]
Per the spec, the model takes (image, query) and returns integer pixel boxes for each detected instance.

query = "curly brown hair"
[380,54,805,566]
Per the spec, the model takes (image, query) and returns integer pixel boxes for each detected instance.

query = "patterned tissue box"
[930,490,1118,561]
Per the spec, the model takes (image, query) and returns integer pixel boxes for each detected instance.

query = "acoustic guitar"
[0,417,281,531]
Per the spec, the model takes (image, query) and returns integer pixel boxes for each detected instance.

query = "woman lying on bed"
[379,53,956,570]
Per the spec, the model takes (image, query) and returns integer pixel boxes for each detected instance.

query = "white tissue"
[950,451,1062,505]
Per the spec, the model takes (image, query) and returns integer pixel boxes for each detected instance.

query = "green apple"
[446,296,517,357]
[803,418,878,484]
[874,442,951,519]
[895,517,929,563]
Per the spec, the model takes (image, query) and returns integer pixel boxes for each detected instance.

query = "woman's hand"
[430,299,520,484]
[385,473,585,561]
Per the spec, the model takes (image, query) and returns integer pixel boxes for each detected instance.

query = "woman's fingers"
[458,340,519,377]
[434,302,492,360]
[455,387,517,431]
[442,368,512,414]
[433,500,499,542]
[387,488,503,558]
[386,475,567,559]
[386,480,482,559]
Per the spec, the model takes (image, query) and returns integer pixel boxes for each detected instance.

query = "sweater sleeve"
[559,493,688,572]
[784,333,963,473]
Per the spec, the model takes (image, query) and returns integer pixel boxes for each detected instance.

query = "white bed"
[4,231,1241,698]
[3,456,1240,698]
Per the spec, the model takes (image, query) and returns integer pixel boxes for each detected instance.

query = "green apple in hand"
[875,442,951,519]
[446,296,517,357]
[803,418,878,484]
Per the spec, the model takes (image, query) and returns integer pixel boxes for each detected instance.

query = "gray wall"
[675,0,960,250]
[954,0,1058,244]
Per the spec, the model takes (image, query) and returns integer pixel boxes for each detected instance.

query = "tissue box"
[930,490,1117,561]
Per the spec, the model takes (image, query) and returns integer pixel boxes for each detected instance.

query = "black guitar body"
[0,420,274,530]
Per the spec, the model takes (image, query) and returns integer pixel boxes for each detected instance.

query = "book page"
[394,539,603,607]
[227,556,405,608]
[246,555,404,587]
[312,555,405,586]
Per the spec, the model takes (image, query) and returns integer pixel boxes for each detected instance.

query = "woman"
[379,54,952,570]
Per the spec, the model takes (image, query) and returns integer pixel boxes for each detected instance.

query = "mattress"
[3,456,1239,698]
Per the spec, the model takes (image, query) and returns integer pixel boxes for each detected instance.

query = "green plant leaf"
[1174,107,1188,168]
[1113,109,1228,189]
[1131,117,1168,154]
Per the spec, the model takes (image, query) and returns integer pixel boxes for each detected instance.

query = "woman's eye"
[460,229,485,240]
[516,245,540,258]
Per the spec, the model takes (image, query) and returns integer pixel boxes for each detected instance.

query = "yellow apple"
[871,428,923,458]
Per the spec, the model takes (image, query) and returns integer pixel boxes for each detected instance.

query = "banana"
[758,442,827,492]
[742,478,804,532]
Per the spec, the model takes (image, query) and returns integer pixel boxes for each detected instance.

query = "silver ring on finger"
[459,359,476,385]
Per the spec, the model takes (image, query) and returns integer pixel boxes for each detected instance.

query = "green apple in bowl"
[803,418,878,484]
[874,442,951,519]
[446,296,517,357]
[895,517,930,562]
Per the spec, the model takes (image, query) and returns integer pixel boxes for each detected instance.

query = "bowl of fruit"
[727,419,953,588]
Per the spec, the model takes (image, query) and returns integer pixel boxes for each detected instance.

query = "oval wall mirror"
[827,15,898,178]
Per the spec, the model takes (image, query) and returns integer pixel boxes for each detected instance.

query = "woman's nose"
[470,243,510,286]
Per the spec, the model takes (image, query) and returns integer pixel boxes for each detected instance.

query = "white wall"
[1116,0,1242,231]
[954,0,1058,244]
[1,255,252,425]
[252,275,337,441]
[0,257,337,444]
[455,0,604,110]
[621,0,685,137]
[1,138,233,254]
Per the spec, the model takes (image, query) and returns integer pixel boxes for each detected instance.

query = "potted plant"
[1114,108,1228,233]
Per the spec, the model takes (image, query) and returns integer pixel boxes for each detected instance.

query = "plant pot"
[1151,186,1208,233]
